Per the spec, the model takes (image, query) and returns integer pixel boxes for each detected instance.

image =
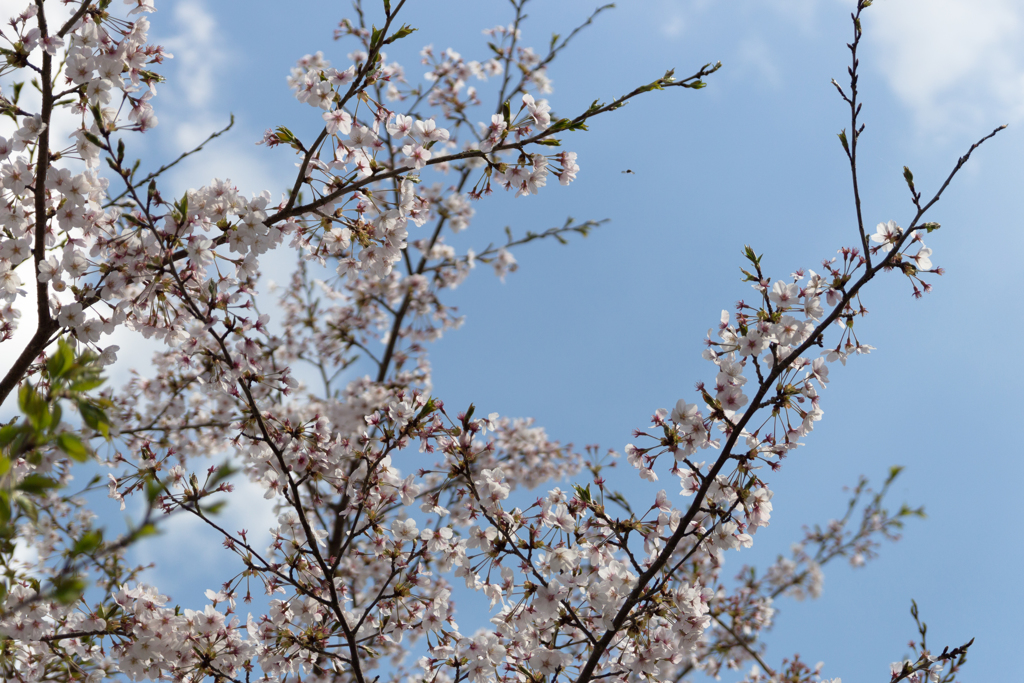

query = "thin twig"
[104,115,236,207]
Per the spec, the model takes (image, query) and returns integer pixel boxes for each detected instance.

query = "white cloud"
[654,0,712,38]
[657,0,821,40]
[162,0,223,111]
[133,469,278,605]
[660,12,685,38]
[163,137,290,209]
[766,0,822,35]
[653,0,1024,135]
[868,0,1024,133]
[0,0,71,30]
[735,37,783,89]
[152,0,292,203]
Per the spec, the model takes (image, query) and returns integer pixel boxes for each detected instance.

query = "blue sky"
[2,0,1022,680]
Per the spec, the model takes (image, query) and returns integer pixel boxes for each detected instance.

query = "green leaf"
[534,138,561,147]
[387,24,417,43]
[701,391,718,410]
[17,382,31,414]
[370,25,383,49]
[78,401,110,439]
[69,376,105,392]
[13,492,38,522]
[21,385,51,432]
[921,222,941,233]
[51,576,87,605]
[0,425,21,451]
[902,165,914,187]
[548,118,571,133]
[1,430,29,460]
[87,102,103,124]
[121,213,146,228]
[201,501,227,516]
[638,80,665,94]
[46,339,75,379]
[133,522,159,539]
[273,126,295,144]
[208,461,238,487]
[82,131,103,148]
[837,129,850,154]
[57,433,90,463]
[17,474,61,495]
[72,529,103,555]
[145,477,162,503]
[383,0,391,13]
[573,483,592,504]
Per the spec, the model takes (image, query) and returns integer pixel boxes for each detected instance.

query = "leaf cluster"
[0,339,110,531]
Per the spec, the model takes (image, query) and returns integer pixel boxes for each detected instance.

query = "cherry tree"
[0,1,1002,682]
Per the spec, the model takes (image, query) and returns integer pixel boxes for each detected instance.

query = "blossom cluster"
[0,1,980,683]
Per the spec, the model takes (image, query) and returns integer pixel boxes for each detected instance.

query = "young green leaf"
[18,474,61,495]
[46,340,75,379]
[72,529,104,555]
[78,401,110,439]
[837,129,850,154]
[57,433,91,463]
[51,576,87,605]
[387,25,417,43]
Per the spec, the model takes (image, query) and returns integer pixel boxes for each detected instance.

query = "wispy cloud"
[735,37,783,89]
[133,472,279,605]
[162,0,224,116]
[656,0,821,40]
[650,0,1024,137]
[153,0,291,202]
[766,0,821,35]
[868,0,1024,134]
[660,12,685,38]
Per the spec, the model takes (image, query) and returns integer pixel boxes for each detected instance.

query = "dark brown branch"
[2,1,62,408]
[57,0,92,38]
